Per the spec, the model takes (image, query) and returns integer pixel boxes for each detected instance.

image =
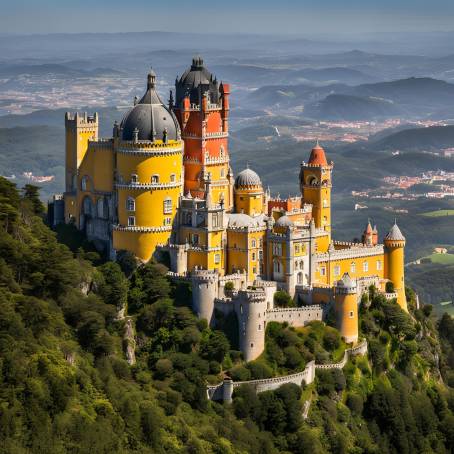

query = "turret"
[384,222,407,311]
[299,141,333,238]
[191,269,219,324]
[335,273,358,344]
[362,220,373,246]
[235,289,267,361]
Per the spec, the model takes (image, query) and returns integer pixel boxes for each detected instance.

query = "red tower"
[172,57,232,209]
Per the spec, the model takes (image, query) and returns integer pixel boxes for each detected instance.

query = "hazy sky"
[2,0,454,35]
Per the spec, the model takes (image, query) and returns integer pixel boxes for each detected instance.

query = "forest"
[1,175,454,453]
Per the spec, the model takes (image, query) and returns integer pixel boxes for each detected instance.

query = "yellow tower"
[64,112,98,193]
[384,222,407,312]
[299,141,332,238]
[112,69,184,262]
[234,168,265,217]
[335,273,358,344]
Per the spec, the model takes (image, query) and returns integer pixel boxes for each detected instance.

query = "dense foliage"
[1,176,454,453]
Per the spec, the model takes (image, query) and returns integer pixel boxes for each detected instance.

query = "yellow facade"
[234,188,265,217]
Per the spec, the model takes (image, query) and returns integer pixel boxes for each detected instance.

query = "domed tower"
[299,141,333,238]
[173,57,231,209]
[335,273,358,344]
[234,168,265,216]
[384,222,407,311]
[112,69,184,262]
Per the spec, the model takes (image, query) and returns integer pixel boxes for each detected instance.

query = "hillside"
[370,125,454,151]
[1,177,454,453]
[306,93,401,120]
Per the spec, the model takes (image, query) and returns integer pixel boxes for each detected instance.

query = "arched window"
[170,174,176,183]
[151,174,159,184]
[273,259,281,273]
[97,197,104,218]
[297,272,303,284]
[363,261,369,272]
[126,197,135,211]
[295,260,298,269]
[251,239,257,248]
[163,197,172,214]
[351,262,356,274]
[130,174,138,184]
[82,196,92,216]
[81,176,89,191]
[299,260,304,270]
[128,216,135,226]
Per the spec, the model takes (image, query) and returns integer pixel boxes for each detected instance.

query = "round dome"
[228,213,261,229]
[275,215,294,228]
[308,141,328,166]
[120,70,180,142]
[235,168,262,188]
[175,56,220,106]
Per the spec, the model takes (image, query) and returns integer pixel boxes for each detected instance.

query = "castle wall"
[266,305,323,327]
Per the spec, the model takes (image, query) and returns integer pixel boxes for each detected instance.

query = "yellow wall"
[234,188,265,217]
[112,230,171,262]
[315,253,385,286]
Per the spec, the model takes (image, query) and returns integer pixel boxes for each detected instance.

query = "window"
[252,252,256,261]
[273,260,281,273]
[170,174,176,183]
[273,243,282,256]
[212,213,219,228]
[295,260,299,269]
[81,176,88,191]
[130,174,138,184]
[128,216,135,226]
[97,198,104,218]
[334,265,340,277]
[220,146,224,158]
[164,217,172,226]
[349,311,354,318]
[376,260,382,271]
[258,250,263,261]
[192,234,199,245]
[214,253,220,264]
[251,239,257,248]
[320,266,326,276]
[221,168,225,178]
[151,174,159,184]
[323,199,328,207]
[351,262,356,274]
[363,261,369,272]
[207,172,212,180]
[295,244,300,254]
[297,272,303,284]
[258,324,261,331]
[253,267,257,274]
[163,198,172,214]
[300,260,304,270]
[126,197,135,211]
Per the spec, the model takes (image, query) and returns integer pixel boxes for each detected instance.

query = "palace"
[52,57,407,361]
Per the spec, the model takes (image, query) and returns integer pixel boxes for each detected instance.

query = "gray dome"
[275,215,294,228]
[235,168,262,188]
[228,213,262,229]
[385,223,405,241]
[121,70,180,142]
[175,56,220,106]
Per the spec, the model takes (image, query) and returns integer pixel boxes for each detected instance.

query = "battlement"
[317,244,384,261]
[191,269,219,282]
[65,112,98,126]
[237,289,267,304]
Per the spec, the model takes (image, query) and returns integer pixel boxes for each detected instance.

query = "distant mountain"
[290,67,376,85]
[246,83,346,109]
[305,94,401,120]
[248,77,454,119]
[0,63,124,78]
[370,125,454,151]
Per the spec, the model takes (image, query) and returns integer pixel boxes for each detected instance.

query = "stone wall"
[266,305,323,327]
[207,340,368,402]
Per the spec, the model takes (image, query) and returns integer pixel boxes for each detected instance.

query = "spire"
[385,221,405,242]
[147,68,156,89]
[308,140,328,166]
